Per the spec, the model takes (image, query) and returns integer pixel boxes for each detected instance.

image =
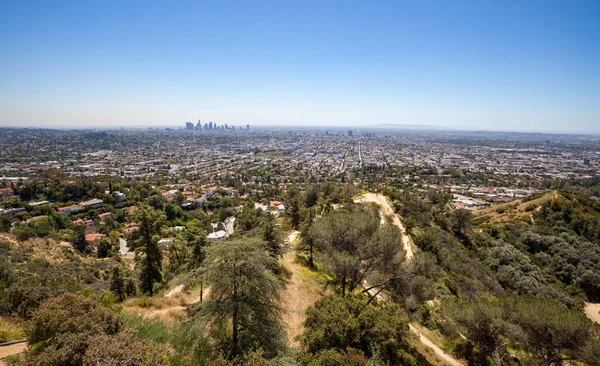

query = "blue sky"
[1,0,599,132]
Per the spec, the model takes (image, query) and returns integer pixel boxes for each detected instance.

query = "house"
[122,226,139,235]
[254,202,268,211]
[158,238,173,247]
[114,191,126,202]
[205,186,218,196]
[73,219,94,228]
[98,212,112,221]
[207,230,227,241]
[28,200,50,206]
[59,204,79,216]
[0,207,25,216]
[196,195,207,207]
[79,198,104,209]
[0,188,14,197]
[277,204,285,214]
[85,233,105,244]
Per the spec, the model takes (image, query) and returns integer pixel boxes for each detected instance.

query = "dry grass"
[123,287,202,325]
[0,317,24,343]
[473,191,555,224]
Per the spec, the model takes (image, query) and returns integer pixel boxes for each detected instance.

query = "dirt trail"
[280,231,321,346]
[354,193,413,261]
[409,325,463,366]
[584,302,600,325]
[356,193,464,365]
[0,342,27,364]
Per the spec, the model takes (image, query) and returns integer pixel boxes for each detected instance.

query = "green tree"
[109,266,126,302]
[72,224,88,253]
[450,208,473,236]
[262,211,285,260]
[506,295,598,366]
[96,239,113,258]
[308,210,384,295]
[445,297,514,366]
[299,208,315,267]
[197,239,286,359]
[131,205,167,295]
[300,294,413,364]
[286,185,303,229]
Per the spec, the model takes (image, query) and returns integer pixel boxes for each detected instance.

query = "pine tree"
[109,266,126,302]
[263,211,285,259]
[286,185,303,229]
[73,224,88,253]
[131,205,166,295]
[198,239,286,358]
[299,207,315,267]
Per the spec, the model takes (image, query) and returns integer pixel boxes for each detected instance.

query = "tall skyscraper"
[246,124,250,131]
[209,122,213,130]
[348,130,353,137]
[196,120,202,130]
[185,122,193,130]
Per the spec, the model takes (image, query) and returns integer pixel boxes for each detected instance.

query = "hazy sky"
[1,0,599,133]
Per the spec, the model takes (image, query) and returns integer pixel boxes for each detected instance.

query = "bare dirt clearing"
[584,302,600,325]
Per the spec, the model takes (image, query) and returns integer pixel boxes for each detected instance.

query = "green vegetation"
[2,171,600,365]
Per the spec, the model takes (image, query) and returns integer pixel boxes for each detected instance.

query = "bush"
[82,329,170,366]
[27,293,120,344]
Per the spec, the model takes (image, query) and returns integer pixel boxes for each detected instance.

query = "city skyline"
[1,0,599,133]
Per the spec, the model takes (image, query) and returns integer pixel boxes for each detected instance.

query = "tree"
[308,210,385,295]
[72,224,88,253]
[450,208,473,235]
[131,205,167,295]
[96,239,113,258]
[445,297,514,366]
[305,185,319,208]
[262,211,285,260]
[299,207,315,267]
[0,216,11,232]
[125,278,137,298]
[109,266,126,302]
[286,185,303,229]
[300,294,413,364]
[506,295,597,366]
[197,239,286,359]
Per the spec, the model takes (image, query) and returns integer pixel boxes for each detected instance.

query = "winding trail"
[354,193,413,261]
[356,192,463,366]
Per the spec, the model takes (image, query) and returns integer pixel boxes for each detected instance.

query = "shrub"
[27,293,120,344]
